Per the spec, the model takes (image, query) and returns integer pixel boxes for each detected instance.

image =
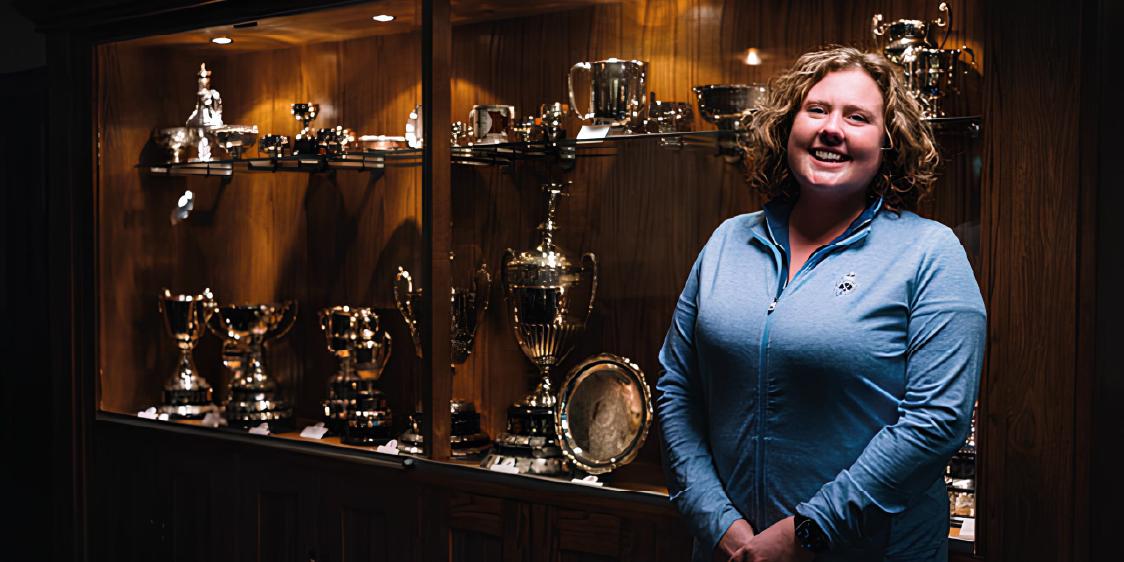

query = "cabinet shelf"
[143,148,425,177]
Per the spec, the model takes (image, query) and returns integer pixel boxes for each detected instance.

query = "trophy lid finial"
[538,182,572,246]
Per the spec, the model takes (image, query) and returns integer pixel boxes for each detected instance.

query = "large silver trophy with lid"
[480,181,598,475]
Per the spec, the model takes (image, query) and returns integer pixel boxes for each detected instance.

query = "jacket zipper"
[754,215,873,523]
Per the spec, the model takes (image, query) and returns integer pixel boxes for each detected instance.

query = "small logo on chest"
[835,272,858,296]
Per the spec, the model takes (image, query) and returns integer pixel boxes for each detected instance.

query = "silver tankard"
[568,58,648,129]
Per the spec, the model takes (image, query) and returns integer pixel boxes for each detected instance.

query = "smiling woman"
[657,46,984,562]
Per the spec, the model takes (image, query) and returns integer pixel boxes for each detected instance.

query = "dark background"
[1,0,50,559]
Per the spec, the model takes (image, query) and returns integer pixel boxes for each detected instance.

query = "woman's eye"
[849,114,869,123]
[806,106,826,114]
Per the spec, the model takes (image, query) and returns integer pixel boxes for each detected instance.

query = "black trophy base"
[343,414,393,446]
[159,387,214,420]
[478,403,567,475]
[396,409,492,458]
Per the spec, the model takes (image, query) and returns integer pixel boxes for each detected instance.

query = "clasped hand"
[714,517,816,562]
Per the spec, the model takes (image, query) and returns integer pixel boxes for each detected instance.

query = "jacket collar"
[751,196,884,249]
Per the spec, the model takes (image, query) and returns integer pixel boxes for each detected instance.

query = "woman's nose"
[818,112,844,144]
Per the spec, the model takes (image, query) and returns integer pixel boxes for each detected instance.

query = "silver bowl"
[692,84,767,131]
[212,125,260,160]
[151,127,195,163]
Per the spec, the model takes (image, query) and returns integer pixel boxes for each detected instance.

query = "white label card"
[375,440,400,455]
[201,412,226,428]
[959,518,975,539]
[300,423,328,440]
[248,423,271,435]
[570,475,604,487]
[576,125,611,140]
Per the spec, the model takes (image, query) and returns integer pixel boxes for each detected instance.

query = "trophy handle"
[265,300,298,342]
[933,1,951,49]
[582,252,598,324]
[568,62,593,120]
[472,264,492,329]
[961,46,977,68]
[871,13,886,44]
[395,267,422,357]
[500,249,515,298]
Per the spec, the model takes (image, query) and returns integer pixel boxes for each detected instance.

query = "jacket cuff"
[702,505,744,557]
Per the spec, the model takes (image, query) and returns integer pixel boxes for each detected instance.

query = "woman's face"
[786,68,886,200]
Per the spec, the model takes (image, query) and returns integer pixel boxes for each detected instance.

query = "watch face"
[795,517,828,552]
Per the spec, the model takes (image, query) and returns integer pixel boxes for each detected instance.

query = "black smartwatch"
[794,514,830,553]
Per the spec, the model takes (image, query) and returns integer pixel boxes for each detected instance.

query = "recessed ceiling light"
[372,14,395,22]
[211,36,233,45]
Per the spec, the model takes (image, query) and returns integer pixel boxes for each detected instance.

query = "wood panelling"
[979,0,1092,560]
[447,0,984,483]
[95,29,424,426]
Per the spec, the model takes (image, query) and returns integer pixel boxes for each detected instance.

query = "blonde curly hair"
[743,46,939,212]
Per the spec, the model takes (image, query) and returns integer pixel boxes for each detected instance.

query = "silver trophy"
[692,84,767,131]
[291,102,320,155]
[480,182,598,475]
[872,2,950,64]
[212,125,259,160]
[394,260,493,458]
[873,2,974,118]
[208,301,297,429]
[185,63,223,162]
[469,104,516,145]
[320,306,393,444]
[157,288,217,419]
[151,127,194,164]
[568,58,648,130]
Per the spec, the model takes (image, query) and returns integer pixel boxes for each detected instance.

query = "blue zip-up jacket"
[657,198,985,561]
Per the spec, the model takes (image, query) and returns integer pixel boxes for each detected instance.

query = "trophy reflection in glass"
[480,182,598,475]
[157,288,217,419]
[208,301,297,429]
[319,306,393,445]
[394,258,494,458]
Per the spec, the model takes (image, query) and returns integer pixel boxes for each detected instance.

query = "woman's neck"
[788,190,868,248]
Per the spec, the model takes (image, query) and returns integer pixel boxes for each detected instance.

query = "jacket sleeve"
[657,245,744,555]
[795,226,986,548]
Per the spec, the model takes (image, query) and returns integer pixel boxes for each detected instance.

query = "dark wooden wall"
[978,0,1105,560]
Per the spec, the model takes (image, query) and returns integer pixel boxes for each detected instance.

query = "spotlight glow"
[211,36,233,45]
[372,14,395,22]
[744,48,762,65]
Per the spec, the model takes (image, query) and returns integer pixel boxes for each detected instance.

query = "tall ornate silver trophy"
[394,262,493,458]
[185,63,223,162]
[320,306,393,444]
[157,288,217,419]
[208,301,297,429]
[480,182,598,475]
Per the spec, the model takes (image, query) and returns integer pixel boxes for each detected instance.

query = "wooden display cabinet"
[31,0,1113,561]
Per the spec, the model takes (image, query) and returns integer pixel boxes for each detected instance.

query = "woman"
[657,46,985,562]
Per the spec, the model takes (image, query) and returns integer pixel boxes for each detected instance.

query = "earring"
[881,126,895,152]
